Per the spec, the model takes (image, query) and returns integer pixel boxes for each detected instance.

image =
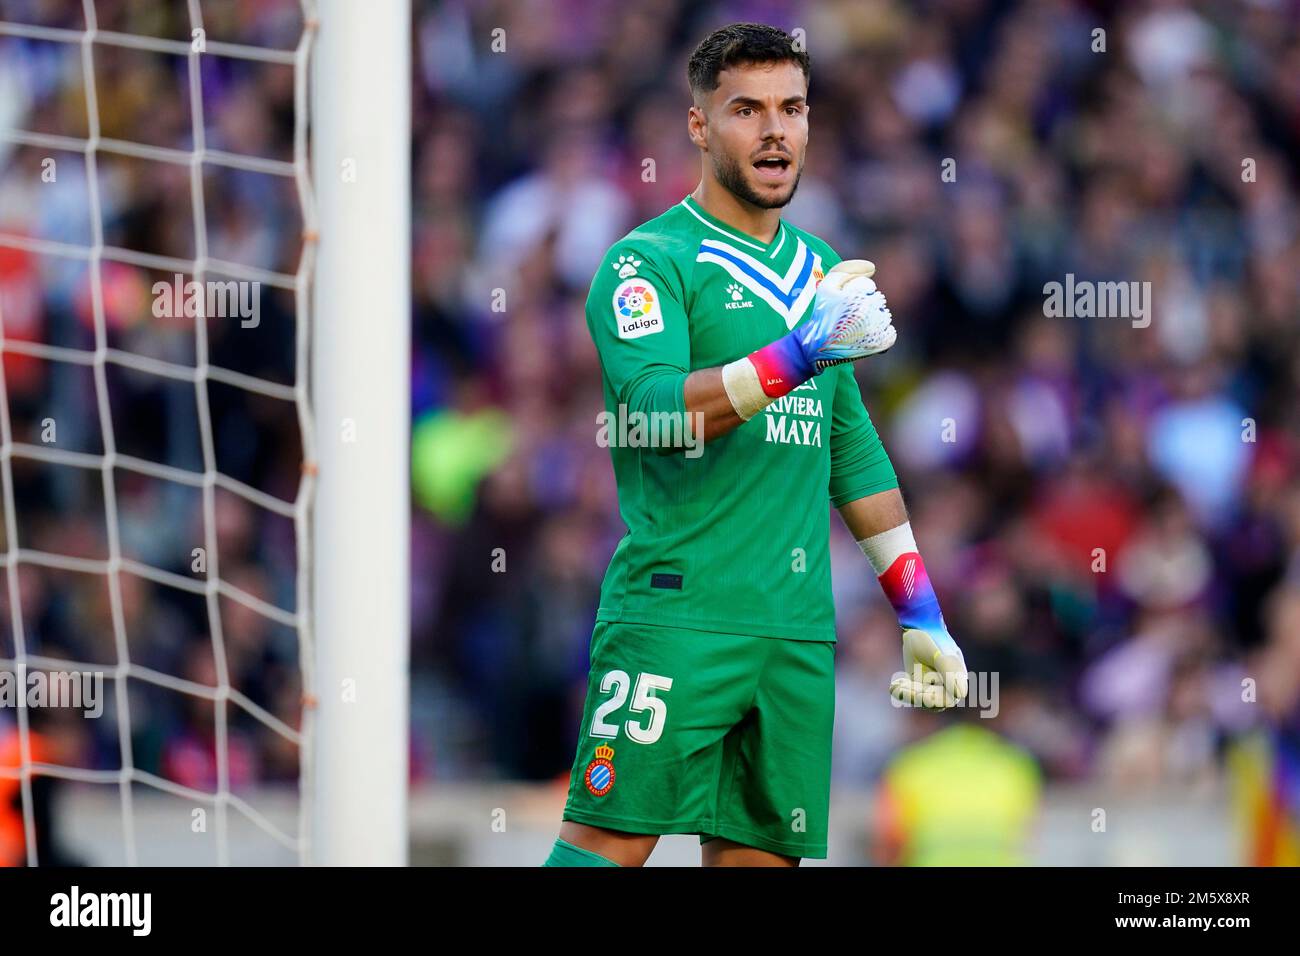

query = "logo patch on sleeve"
[612,278,664,339]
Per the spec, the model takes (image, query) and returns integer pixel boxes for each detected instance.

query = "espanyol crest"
[584,744,616,797]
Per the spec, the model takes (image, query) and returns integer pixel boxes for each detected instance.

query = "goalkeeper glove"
[890,627,969,711]
[859,522,969,711]
[722,259,896,420]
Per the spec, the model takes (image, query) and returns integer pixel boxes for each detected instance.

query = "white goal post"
[311,0,412,866]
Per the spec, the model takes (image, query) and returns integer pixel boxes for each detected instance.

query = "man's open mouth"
[753,155,791,180]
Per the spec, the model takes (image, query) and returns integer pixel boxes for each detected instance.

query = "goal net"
[0,0,318,865]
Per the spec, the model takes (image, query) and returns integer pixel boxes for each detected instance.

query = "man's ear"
[687,104,707,150]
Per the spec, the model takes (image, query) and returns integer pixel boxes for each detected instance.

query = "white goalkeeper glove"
[722,259,896,420]
[796,259,897,368]
[889,628,970,711]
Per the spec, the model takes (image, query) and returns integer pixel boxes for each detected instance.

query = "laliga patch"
[613,278,663,339]
[584,744,616,796]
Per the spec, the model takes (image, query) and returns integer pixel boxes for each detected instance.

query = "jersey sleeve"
[828,364,898,506]
[585,242,689,423]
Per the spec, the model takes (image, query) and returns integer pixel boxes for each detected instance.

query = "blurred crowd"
[0,0,1297,859]
[413,0,1300,819]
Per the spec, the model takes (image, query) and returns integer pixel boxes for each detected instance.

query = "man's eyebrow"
[724,94,807,108]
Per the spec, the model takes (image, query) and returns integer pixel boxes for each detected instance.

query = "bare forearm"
[683,367,747,443]
[838,487,909,538]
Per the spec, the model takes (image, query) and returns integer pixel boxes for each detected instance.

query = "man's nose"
[760,109,787,142]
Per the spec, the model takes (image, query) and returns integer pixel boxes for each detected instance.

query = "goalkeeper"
[545,22,967,868]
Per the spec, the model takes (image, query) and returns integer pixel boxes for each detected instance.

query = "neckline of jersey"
[681,195,786,257]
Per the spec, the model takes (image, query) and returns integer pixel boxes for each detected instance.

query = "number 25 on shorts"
[589,670,673,744]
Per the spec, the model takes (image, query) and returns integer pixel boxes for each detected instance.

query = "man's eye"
[739,107,754,117]
[786,106,800,115]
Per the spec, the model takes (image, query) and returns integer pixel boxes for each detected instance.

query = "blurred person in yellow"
[873,706,1042,866]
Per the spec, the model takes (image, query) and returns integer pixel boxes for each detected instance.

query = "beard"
[713,147,803,209]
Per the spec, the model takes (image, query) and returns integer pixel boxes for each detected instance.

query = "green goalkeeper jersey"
[585,195,898,642]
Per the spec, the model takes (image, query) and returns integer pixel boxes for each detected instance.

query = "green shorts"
[561,620,835,860]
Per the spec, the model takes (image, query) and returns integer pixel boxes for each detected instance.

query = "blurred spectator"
[872,708,1043,866]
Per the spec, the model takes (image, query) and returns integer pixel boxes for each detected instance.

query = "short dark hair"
[687,23,810,99]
